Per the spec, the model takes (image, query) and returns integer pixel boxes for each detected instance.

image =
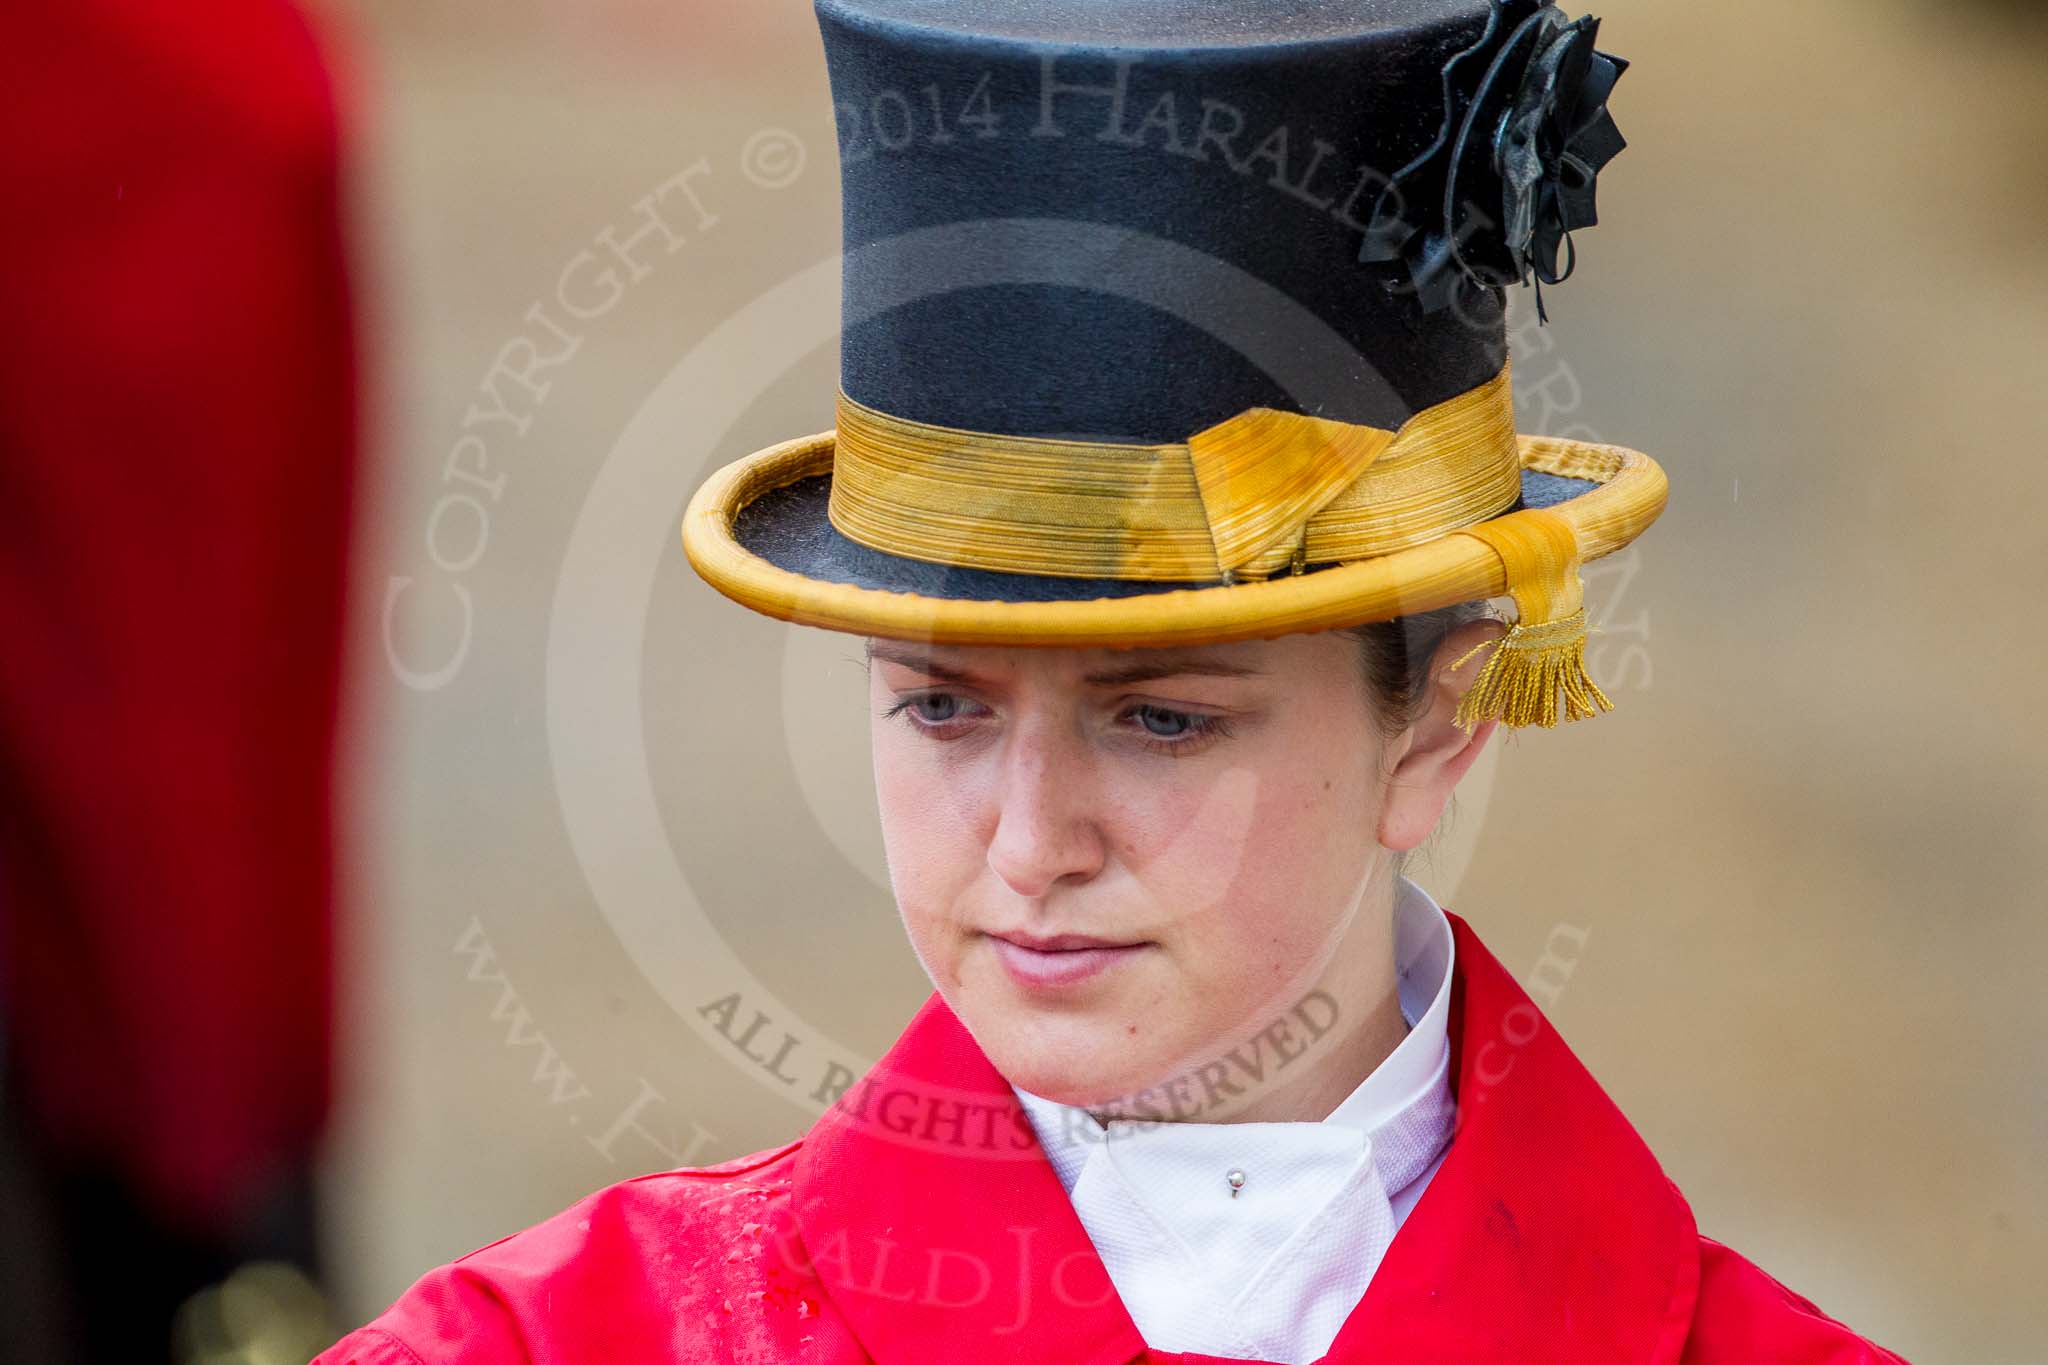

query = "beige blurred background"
[312,1,2047,1359]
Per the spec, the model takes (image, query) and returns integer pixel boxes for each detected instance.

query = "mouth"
[984,930,1151,990]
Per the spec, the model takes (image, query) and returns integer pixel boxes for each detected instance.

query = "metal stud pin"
[1226,1168,1246,1198]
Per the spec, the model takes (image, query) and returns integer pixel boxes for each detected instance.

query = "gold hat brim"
[682,431,1666,649]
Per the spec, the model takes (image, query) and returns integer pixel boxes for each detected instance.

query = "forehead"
[864,635,1344,687]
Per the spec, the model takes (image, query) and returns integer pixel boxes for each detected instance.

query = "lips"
[986,931,1150,989]
[991,931,1143,953]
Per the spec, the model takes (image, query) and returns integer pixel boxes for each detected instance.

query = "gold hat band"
[828,366,1521,583]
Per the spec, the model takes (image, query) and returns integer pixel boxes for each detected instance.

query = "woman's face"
[867,628,1493,1112]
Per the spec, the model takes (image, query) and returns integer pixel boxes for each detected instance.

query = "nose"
[985,717,1107,900]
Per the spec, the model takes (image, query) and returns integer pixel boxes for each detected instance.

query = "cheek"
[1123,732,1379,983]
[871,726,983,980]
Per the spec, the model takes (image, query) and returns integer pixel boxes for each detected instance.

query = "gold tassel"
[1450,607,1613,731]
[1446,507,1618,732]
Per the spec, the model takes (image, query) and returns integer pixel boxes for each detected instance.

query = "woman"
[322,0,1909,1359]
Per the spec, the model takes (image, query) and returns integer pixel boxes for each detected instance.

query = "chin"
[976,999,1188,1109]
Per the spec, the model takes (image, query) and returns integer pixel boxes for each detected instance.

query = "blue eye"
[1133,705,1197,738]
[885,693,1230,753]
[1125,705,1232,753]
[884,692,977,730]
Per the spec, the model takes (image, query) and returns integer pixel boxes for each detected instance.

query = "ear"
[1376,617,1505,852]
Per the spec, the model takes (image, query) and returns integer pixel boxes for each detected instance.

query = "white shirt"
[1011,875,1457,1364]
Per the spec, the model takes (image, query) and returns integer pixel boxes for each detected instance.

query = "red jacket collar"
[1324,912,1701,1361]
[791,911,1701,1364]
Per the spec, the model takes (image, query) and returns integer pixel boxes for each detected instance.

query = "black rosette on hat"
[1361,0,1628,317]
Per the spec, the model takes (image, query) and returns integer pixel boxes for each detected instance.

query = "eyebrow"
[864,642,1265,687]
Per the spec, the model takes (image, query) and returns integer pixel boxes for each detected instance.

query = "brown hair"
[1341,600,1497,741]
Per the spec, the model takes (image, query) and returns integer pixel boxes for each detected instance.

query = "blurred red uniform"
[0,0,356,1356]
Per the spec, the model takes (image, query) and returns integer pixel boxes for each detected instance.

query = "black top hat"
[684,0,1664,730]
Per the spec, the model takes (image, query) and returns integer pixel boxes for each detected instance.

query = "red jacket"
[321,913,1909,1363]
